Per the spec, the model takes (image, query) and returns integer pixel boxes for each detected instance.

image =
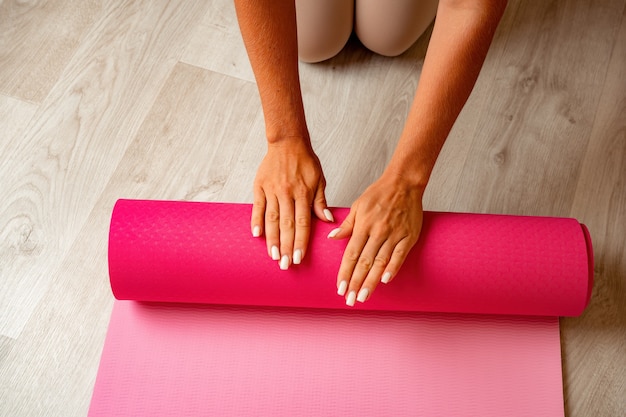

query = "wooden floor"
[1,0,624,415]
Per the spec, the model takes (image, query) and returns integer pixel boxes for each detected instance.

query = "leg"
[355,0,438,57]
[296,0,354,63]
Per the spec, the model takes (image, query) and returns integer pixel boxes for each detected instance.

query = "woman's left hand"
[328,172,425,306]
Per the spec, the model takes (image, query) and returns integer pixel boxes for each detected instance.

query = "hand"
[251,138,333,269]
[328,173,424,306]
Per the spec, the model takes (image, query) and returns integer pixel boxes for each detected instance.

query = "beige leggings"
[296,0,439,63]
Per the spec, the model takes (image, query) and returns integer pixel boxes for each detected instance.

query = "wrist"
[380,167,428,198]
[266,133,312,150]
[265,117,310,145]
[262,96,309,145]
[383,126,446,193]
[383,152,432,193]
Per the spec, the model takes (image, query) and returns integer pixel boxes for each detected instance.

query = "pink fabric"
[89,199,593,417]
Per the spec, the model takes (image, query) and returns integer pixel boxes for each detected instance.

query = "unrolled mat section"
[89,199,593,417]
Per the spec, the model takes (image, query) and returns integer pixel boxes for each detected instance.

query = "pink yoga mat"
[89,199,593,416]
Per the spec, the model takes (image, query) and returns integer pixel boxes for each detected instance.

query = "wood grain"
[450,0,624,217]
[563,4,626,415]
[0,236,112,417]
[1,0,624,415]
[181,0,255,82]
[103,62,262,204]
[0,94,38,154]
[299,32,432,207]
[0,0,103,103]
[0,0,210,338]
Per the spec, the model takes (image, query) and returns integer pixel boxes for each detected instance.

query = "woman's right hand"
[251,137,334,270]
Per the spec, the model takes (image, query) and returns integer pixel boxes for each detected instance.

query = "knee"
[296,0,354,63]
[355,0,438,57]
[297,25,353,63]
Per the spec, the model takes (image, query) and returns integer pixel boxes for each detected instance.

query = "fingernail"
[357,288,369,303]
[252,225,261,237]
[346,290,356,307]
[271,246,280,261]
[323,208,334,222]
[293,249,302,265]
[327,228,341,239]
[280,255,290,270]
[337,280,348,296]
[381,272,392,284]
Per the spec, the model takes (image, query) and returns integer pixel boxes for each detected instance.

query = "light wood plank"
[0,210,113,417]
[0,0,210,338]
[0,335,12,369]
[0,94,38,342]
[450,0,624,217]
[0,0,103,103]
[103,62,262,203]
[0,93,38,160]
[562,4,626,415]
[181,0,255,82]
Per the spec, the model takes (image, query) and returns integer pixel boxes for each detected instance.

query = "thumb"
[312,179,334,223]
[327,207,355,240]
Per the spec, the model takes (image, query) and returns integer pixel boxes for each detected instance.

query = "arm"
[389,0,507,187]
[234,0,332,269]
[331,0,508,305]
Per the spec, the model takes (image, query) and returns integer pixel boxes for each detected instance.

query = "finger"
[357,240,395,303]
[251,186,266,237]
[342,237,387,306]
[331,208,358,296]
[278,197,296,270]
[381,237,414,285]
[312,178,334,223]
[335,230,370,303]
[293,196,311,265]
[264,196,281,261]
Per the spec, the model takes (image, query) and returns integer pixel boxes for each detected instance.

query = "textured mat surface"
[89,199,593,416]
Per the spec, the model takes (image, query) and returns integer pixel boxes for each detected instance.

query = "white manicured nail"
[323,208,335,222]
[346,290,356,307]
[337,281,348,296]
[381,272,392,284]
[357,288,369,303]
[280,255,290,270]
[327,228,341,238]
[293,249,302,265]
[252,225,261,237]
[271,246,280,260]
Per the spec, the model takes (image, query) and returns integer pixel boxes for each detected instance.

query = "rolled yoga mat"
[90,199,594,417]
[109,199,592,316]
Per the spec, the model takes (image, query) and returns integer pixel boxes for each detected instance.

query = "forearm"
[385,0,507,190]
[234,0,309,145]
